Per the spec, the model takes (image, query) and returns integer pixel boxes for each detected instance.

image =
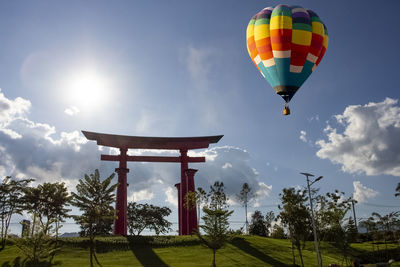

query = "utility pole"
[301,172,323,267]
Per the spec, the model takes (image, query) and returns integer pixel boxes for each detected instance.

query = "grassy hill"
[0,235,399,267]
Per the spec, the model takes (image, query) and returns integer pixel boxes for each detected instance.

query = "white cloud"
[222,162,232,169]
[165,186,178,207]
[353,181,379,203]
[0,89,31,123]
[300,130,307,142]
[0,91,101,184]
[256,182,272,198]
[0,89,31,140]
[253,182,272,207]
[64,106,80,116]
[316,98,400,177]
[130,189,154,202]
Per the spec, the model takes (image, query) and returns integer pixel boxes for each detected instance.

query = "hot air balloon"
[246,5,328,115]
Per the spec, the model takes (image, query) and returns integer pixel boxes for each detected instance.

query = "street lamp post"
[301,172,323,267]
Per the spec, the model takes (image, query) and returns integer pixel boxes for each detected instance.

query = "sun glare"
[64,69,110,111]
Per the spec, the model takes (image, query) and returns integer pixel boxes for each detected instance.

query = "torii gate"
[82,131,223,235]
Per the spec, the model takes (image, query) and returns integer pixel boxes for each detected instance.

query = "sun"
[64,69,110,110]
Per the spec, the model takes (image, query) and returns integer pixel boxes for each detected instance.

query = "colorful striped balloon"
[246,5,328,115]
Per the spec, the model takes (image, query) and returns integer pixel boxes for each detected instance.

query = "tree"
[248,210,267,236]
[197,181,233,267]
[395,183,400,197]
[265,211,275,236]
[314,190,351,265]
[372,211,399,255]
[183,187,208,227]
[270,224,286,239]
[23,182,71,238]
[208,181,228,210]
[346,217,358,243]
[127,202,172,236]
[15,220,59,266]
[278,187,310,267]
[359,216,377,240]
[70,170,117,267]
[237,183,255,234]
[23,186,42,236]
[0,176,33,250]
[315,191,351,241]
[198,207,233,267]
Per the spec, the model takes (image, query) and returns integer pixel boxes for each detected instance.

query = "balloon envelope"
[246,5,328,104]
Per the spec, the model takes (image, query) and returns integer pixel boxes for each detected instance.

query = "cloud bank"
[316,98,400,177]
[0,90,271,207]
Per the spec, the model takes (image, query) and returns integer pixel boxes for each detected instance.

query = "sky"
[1,0,399,235]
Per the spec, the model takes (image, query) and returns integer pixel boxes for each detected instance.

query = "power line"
[360,202,400,208]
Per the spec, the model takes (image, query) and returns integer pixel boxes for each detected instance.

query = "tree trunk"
[212,249,216,267]
[55,219,59,242]
[245,204,248,234]
[297,246,304,267]
[317,240,323,267]
[2,213,12,249]
[291,239,296,265]
[89,225,94,267]
[1,212,5,250]
[31,213,37,236]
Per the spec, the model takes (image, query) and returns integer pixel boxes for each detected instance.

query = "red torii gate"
[82,131,223,235]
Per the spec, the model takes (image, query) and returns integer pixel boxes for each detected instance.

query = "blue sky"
[1,0,399,234]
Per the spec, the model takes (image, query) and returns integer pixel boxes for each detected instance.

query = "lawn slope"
[0,236,399,267]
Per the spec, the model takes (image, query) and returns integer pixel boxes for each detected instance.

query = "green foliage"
[359,217,377,236]
[197,181,233,267]
[71,170,117,236]
[270,224,286,239]
[315,190,351,242]
[183,190,198,211]
[395,182,400,197]
[15,222,60,267]
[183,187,209,227]
[346,217,358,243]
[249,210,268,236]
[198,207,233,267]
[127,202,172,236]
[278,187,310,267]
[70,169,117,267]
[0,176,33,250]
[372,211,399,236]
[208,181,228,210]
[23,182,71,237]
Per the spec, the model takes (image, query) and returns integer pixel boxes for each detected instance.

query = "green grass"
[0,236,399,267]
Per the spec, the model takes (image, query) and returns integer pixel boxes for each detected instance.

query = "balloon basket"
[283,106,290,116]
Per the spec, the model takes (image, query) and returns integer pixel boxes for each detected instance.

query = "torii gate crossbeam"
[82,131,223,236]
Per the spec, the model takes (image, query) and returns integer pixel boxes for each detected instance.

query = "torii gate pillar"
[81,131,223,236]
[114,148,129,236]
